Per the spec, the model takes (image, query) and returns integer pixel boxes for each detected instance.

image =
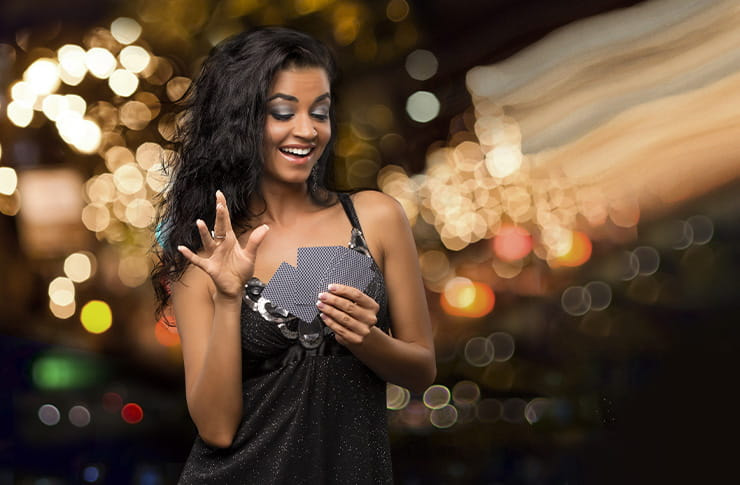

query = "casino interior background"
[1,0,739,483]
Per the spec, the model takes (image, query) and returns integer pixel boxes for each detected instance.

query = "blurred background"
[1,0,739,483]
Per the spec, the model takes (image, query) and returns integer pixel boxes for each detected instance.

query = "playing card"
[262,245,376,324]
[293,246,342,305]
[323,247,374,294]
[261,261,299,314]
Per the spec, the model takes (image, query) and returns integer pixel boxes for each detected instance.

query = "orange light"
[440,281,495,318]
[492,225,532,261]
[553,231,592,267]
[121,402,143,424]
[154,319,180,347]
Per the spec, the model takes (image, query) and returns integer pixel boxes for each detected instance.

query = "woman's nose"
[292,113,316,139]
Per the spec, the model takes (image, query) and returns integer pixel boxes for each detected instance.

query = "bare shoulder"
[349,190,412,269]
[349,189,406,224]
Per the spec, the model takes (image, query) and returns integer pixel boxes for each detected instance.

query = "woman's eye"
[270,112,293,121]
[311,112,329,121]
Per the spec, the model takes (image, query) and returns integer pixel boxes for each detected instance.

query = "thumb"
[243,224,270,261]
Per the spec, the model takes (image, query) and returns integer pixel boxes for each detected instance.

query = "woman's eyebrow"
[267,92,331,103]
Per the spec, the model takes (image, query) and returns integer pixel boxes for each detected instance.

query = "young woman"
[152,27,435,484]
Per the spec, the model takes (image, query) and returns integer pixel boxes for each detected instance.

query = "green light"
[31,351,107,390]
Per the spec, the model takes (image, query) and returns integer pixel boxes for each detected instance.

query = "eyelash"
[270,112,329,122]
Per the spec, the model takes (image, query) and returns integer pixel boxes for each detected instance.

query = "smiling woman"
[150,26,435,484]
[262,68,331,185]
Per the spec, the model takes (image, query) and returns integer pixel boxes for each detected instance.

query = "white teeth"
[280,147,311,156]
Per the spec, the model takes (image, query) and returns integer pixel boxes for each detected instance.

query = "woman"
[152,26,435,484]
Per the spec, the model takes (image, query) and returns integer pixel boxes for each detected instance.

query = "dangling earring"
[309,164,320,193]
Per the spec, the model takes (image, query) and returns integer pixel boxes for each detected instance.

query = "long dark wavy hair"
[151,26,339,318]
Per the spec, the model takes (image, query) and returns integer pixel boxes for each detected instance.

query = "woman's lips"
[279,146,314,164]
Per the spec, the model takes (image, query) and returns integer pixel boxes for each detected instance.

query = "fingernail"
[318,292,327,301]
[315,300,324,308]
[328,284,338,291]
[262,224,270,230]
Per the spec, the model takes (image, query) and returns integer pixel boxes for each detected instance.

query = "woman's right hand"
[177,190,270,299]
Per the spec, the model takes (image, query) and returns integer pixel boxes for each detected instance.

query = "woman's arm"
[317,191,436,393]
[172,267,244,448]
[172,191,269,448]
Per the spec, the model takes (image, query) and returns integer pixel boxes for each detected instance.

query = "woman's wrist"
[213,288,244,305]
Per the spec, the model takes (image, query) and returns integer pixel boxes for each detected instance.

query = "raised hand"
[177,190,270,299]
[315,284,380,346]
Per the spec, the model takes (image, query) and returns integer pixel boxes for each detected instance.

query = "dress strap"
[338,192,372,258]
[338,192,364,233]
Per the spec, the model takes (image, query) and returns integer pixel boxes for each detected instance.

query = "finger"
[213,190,234,239]
[178,245,208,271]
[242,224,270,259]
[196,219,215,252]
[316,300,371,336]
[321,313,361,345]
[326,284,379,312]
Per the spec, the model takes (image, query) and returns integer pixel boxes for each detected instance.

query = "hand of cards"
[261,246,375,323]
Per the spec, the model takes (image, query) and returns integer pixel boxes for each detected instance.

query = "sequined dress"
[178,192,393,484]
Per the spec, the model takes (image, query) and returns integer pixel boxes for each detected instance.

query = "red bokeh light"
[493,225,532,262]
[121,403,144,424]
[102,392,123,413]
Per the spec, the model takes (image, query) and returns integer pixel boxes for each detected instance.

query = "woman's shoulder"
[347,189,410,240]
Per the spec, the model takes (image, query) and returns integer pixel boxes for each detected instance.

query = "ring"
[211,230,226,239]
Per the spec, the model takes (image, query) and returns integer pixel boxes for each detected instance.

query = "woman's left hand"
[316,284,380,346]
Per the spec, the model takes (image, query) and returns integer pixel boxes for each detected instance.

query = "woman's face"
[262,67,331,186]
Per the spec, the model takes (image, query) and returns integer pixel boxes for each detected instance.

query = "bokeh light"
[406,91,440,123]
[80,300,113,334]
[69,405,92,427]
[440,277,495,318]
[493,225,532,261]
[121,403,143,424]
[405,49,437,81]
[64,252,95,283]
[48,276,75,306]
[464,336,495,367]
[111,17,142,44]
[0,167,18,195]
[423,384,451,409]
[561,286,591,316]
[430,404,458,429]
[387,383,411,410]
[38,404,61,426]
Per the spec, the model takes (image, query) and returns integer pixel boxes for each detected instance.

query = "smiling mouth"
[279,147,314,157]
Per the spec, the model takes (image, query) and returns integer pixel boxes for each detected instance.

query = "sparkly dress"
[178,192,393,484]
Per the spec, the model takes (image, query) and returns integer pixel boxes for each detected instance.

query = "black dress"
[178,193,394,484]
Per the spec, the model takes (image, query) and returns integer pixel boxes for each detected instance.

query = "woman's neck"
[252,179,315,228]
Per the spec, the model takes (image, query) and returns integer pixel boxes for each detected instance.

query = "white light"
[85,48,117,79]
[0,167,18,196]
[7,100,33,127]
[108,69,139,97]
[485,145,522,178]
[406,91,440,123]
[41,94,68,121]
[71,119,102,154]
[24,58,61,96]
[111,17,142,44]
[10,81,36,108]
[49,276,75,306]
[57,44,88,78]
[119,45,150,73]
